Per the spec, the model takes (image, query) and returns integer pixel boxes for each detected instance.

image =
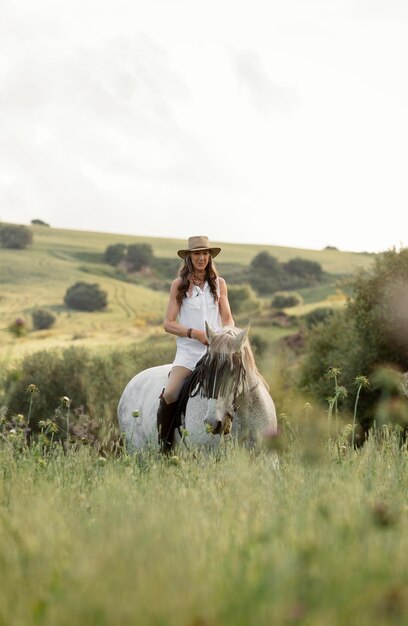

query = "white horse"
[117,324,277,452]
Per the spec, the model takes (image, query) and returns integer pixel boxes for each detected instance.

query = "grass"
[0,433,407,626]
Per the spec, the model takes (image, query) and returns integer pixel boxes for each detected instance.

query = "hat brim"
[177,247,221,259]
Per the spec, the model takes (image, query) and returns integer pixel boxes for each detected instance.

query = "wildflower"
[354,375,370,390]
[59,396,71,407]
[27,384,40,394]
[327,366,341,378]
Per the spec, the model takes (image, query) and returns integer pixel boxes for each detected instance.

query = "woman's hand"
[192,329,208,345]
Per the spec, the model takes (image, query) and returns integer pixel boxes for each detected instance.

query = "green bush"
[283,257,322,280]
[64,282,108,311]
[31,309,56,330]
[302,307,335,328]
[127,243,154,272]
[7,318,26,337]
[0,224,33,249]
[298,248,408,433]
[103,243,127,266]
[228,284,260,315]
[271,291,303,308]
[3,341,175,434]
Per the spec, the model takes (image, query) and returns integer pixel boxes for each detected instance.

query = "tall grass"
[0,432,407,626]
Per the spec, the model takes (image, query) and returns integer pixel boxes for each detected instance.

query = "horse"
[117,323,277,452]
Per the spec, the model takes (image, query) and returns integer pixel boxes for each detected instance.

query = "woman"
[157,235,235,452]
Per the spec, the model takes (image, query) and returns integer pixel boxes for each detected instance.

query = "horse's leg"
[157,366,191,453]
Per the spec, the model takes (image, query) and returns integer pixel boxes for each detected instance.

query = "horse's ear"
[233,324,250,352]
[205,321,217,343]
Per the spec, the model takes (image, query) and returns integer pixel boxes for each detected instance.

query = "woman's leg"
[163,366,192,403]
[157,366,192,453]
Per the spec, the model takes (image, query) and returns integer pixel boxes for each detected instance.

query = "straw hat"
[177,236,221,259]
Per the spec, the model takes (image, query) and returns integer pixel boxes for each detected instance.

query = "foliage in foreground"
[299,248,408,432]
[0,431,407,626]
[2,340,175,443]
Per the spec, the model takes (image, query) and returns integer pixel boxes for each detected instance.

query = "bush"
[283,257,322,280]
[104,243,127,266]
[64,282,108,311]
[298,248,408,433]
[302,307,335,329]
[31,219,50,227]
[0,224,33,249]
[271,292,303,308]
[3,341,175,436]
[7,318,26,337]
[127,243,154,272]
[228,284,260,315]
[31,309,56,330]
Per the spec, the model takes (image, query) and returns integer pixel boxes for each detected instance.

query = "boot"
[157,392,178,454]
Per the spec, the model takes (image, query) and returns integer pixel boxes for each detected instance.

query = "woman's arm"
[163,279,208,344]
[218,277,235,327]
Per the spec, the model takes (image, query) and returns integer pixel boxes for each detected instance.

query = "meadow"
[1,225,407,625]
[0,431,407,626]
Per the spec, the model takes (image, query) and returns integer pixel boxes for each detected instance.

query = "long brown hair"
[176,254,219,305]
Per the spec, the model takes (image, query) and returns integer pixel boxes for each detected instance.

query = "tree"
[64,282,108,311]
[31,219,50,227]
[126,243,154,271]
[249,251,283,295]
[104,243,127,266]
[0,224,33,249]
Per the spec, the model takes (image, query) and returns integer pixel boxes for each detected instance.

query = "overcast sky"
[1,0,407,253]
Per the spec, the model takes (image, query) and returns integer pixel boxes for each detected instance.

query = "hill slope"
[0,224,375,359]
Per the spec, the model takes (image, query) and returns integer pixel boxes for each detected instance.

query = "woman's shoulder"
[169,277,182,294]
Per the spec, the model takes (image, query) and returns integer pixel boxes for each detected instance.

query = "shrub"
[31,309,56,330]
[104,243,127,266]
[302,307,335,329]
[7,318,26,337]
[298,248,408,433]
[271,291,303,308]
[283,257,322,280]
[3,341,175,435]
[228,284,260,315]
[0,224,33,249]
[127,243,154,272]
[250,334,268,357]
[64,282,108,311]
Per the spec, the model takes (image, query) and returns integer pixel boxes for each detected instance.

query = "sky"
[1,0,407,253]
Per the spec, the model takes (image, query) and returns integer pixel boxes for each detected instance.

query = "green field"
[0,223,375,361]
[1,225,407,626]
[0,433,407,626]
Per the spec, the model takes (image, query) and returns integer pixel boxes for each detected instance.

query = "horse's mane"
[175,326,261,423]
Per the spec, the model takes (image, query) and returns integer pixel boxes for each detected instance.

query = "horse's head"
[202,323,251,435]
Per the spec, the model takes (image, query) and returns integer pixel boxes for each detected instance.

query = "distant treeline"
[103,243,325,294]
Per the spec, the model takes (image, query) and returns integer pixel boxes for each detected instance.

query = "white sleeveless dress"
[173,280,222,370]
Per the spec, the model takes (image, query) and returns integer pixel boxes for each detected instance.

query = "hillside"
[0,223,376,360]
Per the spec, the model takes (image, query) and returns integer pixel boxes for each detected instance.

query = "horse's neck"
[235,375,274,427]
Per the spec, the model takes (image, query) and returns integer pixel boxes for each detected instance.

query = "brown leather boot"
[157,392,178,454]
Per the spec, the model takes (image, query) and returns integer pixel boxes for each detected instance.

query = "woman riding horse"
[157,236,235,453]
